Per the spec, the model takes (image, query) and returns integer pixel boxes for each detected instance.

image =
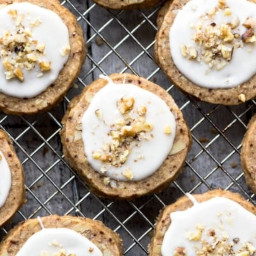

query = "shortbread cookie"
[0,215,123,256]
[149,190,256,256]
[92,0,160,9]
[241,114,256,194]
[0,129,25,227]
[60,73,191,199]
[155,0,256,105]
[0,0,85,115]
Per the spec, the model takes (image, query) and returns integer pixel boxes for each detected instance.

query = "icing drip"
[0,151,12,208]
[16,228,103,256]
[185,193,198,205]
[81,79,176,181]
[0,2,70,98]
[161,197,256,256]
[170,0,256,88]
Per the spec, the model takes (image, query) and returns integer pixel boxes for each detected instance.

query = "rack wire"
[0,0,256,255]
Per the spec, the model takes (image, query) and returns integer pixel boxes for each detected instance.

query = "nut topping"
[92,98,154,180]
[0,9,53,82]
[180,2,256,71]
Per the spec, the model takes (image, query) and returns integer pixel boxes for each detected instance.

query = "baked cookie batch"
[1,0,256,255]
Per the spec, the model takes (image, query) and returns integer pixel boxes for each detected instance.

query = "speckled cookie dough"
[0,0,86,115]
[0,129,25,227]
[60,73,191,199]
[0,215,123,256]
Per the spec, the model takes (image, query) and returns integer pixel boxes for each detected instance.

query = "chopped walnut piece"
[218,0,226,9]
[187,224,204,241]
[242,28,254,42]
[95,109,102,120]
[92,152,101,160]
[243,17,255,29]
[238,93,246,102]
[180,44,188,57]
[188,47,197,59]
[40,61,51,72]
[3,60,13,71]
[220,24,234,42]
[246,242,256,255]
[122,168,133,180]
[174,247,187,256]
[164,125,172,134]
[220,45,233,60]
[89,247,94,253]
[224,8,232,16]
[13,68,24,82]
[230,16,240,29]
[60,45,71,56]
[117,97,135,114]
[103,177,110,185]
[8,9,17,18]
[137,105,147,116]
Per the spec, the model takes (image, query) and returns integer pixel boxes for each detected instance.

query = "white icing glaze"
[0,151,11,208]
[81,78,176,181]
[170,0,256,88]
[0,2,70,98]
[16,228,103,256]
[161,197,256,255]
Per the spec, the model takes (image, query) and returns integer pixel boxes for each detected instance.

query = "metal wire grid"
[0,1,256,255]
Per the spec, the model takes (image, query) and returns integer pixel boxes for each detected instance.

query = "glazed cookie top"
[170,0,256,89]
[16,226,102,256]
[161,195,256,256]
[0,151,11,208]
[82,76,176,182]
[0,2,70,98]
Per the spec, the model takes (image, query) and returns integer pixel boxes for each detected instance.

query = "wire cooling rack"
[1,0,256,255]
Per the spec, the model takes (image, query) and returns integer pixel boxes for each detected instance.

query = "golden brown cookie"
[0,129,25,227]
[92,0,160,9]
[155,0,256,105]
[241,114,256,194]
[0,0,86,115]
[60,73,191,199]
[0,215,123,255]
[149,189,256,256]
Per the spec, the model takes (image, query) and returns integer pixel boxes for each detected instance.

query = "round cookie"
[92,0,160,9]
[0,215,123,256]
[0,0,86,115]
[60,73,191,199]
[241,114,256,194]
[0,129,25,227]
[155,0,256,105]
[149,189,256,256]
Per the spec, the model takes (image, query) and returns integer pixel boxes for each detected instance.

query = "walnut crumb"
[164,125,172,134]
[60,45,70,56]
[122,168,134,180]
[103,177,110,185]
[238,93,246,102]
[174,247,187,256]
[0,9,53,82]
[40,61,51,72]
